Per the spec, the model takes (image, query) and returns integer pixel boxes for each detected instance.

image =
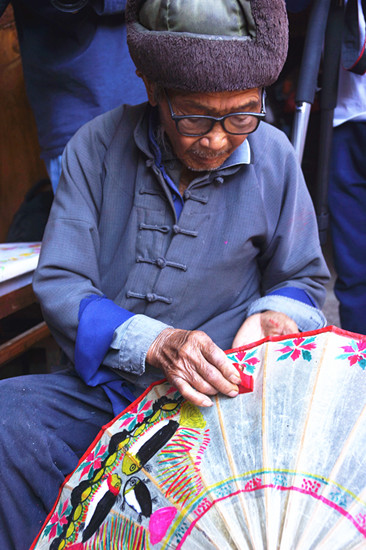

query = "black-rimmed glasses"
[165,88,266,137]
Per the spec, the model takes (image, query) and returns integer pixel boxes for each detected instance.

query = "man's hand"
[146,328,241,407]
[232,310,298,348]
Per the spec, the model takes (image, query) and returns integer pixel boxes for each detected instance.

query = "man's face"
[151,86,262,172]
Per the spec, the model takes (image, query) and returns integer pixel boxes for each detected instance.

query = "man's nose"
[199,122,229,150]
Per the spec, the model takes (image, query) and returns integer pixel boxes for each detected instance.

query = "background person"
[328,0,366,334]
[0,0,147,192]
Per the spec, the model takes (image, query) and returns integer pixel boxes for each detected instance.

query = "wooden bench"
[0,272,50,367]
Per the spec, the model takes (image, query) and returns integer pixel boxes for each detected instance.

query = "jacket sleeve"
[246,127,330,330]
[33,111,124,365]
[33,109,170,388]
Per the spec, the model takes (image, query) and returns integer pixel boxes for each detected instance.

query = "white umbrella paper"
[31,326,366,549]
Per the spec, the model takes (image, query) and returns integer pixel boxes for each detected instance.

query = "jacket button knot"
[146,293,156,302]
[156,257,166,268]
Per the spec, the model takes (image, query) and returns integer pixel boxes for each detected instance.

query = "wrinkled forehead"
[166,87,262,114]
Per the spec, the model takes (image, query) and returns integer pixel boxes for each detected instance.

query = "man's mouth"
[189,148,230,160]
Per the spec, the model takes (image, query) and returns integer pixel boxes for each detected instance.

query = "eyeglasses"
[165,89,266,137]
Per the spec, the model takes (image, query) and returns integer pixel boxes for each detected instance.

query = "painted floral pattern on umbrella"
[227,348,260,374]
[75,441,109,481]
[336,339,366,369]
[43,500,72,540]
[276,336,317,362]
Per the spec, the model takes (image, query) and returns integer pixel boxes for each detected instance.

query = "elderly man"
[0,0,329,547]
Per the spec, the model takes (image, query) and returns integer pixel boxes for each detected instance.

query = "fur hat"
[126,0,288,92]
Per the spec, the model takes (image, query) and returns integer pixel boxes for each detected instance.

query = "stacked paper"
[0,242,41,283]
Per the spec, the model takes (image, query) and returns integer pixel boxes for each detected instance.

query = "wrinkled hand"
[146,328,241,407]
[232,310,298,348]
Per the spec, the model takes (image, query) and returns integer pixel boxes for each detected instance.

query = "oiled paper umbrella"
[31,326,366,549]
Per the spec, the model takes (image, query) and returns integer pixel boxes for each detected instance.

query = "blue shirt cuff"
[75,294,134,386]
[268,287,316,307]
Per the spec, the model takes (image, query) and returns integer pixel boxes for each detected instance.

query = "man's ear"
[137,71,158,106]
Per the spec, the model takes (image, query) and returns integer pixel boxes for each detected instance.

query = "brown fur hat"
[126,0,288,92]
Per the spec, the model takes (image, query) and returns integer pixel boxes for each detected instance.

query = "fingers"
[232,311,298,348]
[168,376,215,408]
[260,310,298,336]
[201,338,242,384]
[193,358,240,397]
[146,328,240,407]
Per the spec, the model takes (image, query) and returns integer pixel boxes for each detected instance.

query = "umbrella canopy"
[31,325,366,549]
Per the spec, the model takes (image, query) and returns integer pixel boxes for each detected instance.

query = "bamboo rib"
[261,341,272,549]
[296,403,366,549]
[279,331,331,549]
[214,394,256,550]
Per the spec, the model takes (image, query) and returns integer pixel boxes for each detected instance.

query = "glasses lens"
[224,114,260,135]
[177,117,213,136]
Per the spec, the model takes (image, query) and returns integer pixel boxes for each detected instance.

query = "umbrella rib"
[184,423,247,550]
[279,330,330,549]
[261,341,272,548]
[295,401,366,548]
[177,449,233,549]
[215,394,256,550]
[139,461,223,550]
[312,481,366,549]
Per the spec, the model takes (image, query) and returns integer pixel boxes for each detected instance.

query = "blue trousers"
[328,121,366,334]
[0,370,114,550]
